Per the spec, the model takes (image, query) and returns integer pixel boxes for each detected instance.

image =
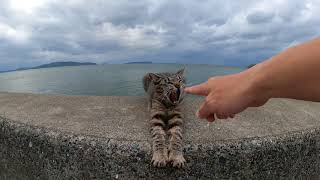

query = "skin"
[185,37,320,122]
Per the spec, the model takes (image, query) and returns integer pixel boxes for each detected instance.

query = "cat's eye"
[178,78,184,83]
[173,82,180,88]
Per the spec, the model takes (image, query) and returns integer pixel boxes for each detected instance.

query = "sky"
[0,0,319,71]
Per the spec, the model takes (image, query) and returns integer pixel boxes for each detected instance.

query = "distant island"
[0,61,97,73]
[124,61,152,64]
[31,61,96,69]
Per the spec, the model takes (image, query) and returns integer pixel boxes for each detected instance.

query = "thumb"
[185,82,209,96]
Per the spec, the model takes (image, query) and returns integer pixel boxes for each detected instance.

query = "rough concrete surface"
[1,92,320,179]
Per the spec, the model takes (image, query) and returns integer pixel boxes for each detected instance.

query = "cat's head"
[149,68,186,106]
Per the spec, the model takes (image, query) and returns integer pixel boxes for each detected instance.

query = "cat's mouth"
[169,88,181,104]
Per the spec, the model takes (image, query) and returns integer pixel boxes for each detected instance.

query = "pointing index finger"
[184,82,209,96]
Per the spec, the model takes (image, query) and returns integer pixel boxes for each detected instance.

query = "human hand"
[185,72,269,122]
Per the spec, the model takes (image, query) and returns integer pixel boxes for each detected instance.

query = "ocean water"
[0,64,244,96]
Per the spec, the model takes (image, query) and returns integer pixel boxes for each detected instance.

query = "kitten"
[143,68,186,168]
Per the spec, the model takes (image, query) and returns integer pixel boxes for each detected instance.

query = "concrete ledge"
[1,92,320,179]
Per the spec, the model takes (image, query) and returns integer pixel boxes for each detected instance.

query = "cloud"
[0,0,319,70]
[247,11,274,24]
[0,22,30,43]
[96,23,167,48]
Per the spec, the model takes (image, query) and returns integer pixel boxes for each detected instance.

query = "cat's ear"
[148,73,161,82]
[176,67,186,76]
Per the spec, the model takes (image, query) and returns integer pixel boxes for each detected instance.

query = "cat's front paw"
[152,151,168,167]
[169,151,186,168]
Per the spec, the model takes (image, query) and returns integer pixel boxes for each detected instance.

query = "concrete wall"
[1,92,320,179]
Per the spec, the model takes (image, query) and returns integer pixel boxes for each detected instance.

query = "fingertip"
[184,87,191,93]
[207,114,215,122]
[184,83,209,96]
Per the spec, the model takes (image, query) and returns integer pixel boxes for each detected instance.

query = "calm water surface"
[0,64,244,96]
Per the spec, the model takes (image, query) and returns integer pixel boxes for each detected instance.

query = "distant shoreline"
[124,61,152,64]
[0,61,96,73]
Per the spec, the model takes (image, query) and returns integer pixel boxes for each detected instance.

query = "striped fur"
[143,68,186,168]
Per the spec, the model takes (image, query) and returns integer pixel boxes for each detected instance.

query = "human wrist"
[243,62,273,103]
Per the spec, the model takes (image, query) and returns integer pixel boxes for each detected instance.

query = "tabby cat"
[143,68,186,168]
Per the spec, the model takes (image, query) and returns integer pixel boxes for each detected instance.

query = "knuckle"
[216,113,223,119]
[205,96,211,103]
[205,97,216,107]
[218,111,228,118]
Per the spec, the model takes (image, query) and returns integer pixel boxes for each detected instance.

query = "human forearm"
[185,37,320,121]
[248,37,320,101]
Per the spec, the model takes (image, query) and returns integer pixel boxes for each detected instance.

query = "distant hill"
[0,61,97,73]
[124,61,152,64]
[33,61,96,69]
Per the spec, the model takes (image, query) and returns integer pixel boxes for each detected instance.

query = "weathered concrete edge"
[1,116,320,179]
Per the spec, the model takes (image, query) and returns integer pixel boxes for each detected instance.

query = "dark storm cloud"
[0,0,319,70]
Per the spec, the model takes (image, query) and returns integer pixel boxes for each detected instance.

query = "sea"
[0,64,244,96]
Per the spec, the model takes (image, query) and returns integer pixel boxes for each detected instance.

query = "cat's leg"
[168,114,186,168]
[150,114,168,167]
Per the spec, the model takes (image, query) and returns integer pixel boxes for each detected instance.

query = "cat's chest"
[150,101,182,117]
